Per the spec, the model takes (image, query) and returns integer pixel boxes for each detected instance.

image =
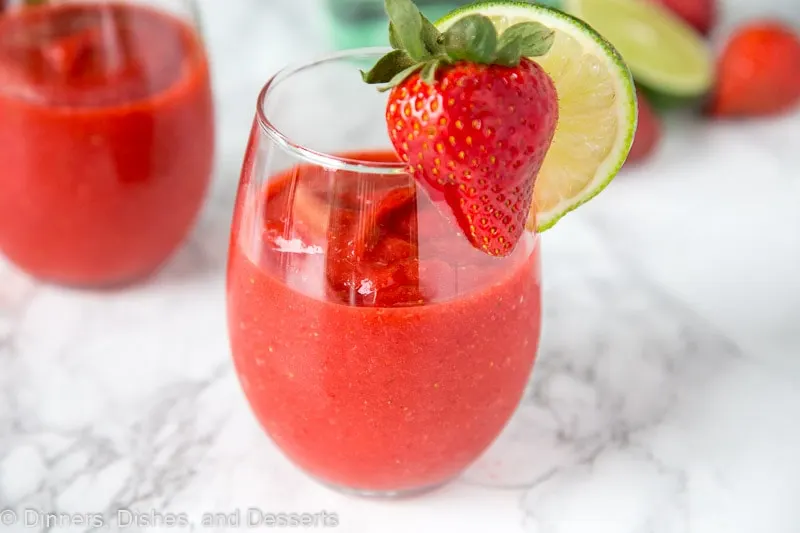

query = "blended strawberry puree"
[227,150,542,492]
[0,2,214,285]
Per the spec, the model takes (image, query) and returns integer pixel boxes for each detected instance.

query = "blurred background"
[202,0,800,196]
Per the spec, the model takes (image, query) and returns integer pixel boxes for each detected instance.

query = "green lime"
[437,2,638,232]
[561,0,714,98]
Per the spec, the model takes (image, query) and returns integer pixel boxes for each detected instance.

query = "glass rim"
[255,47,409,175]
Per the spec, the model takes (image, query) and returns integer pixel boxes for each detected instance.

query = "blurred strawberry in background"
[707,21,800,117]
[649,0,717,36]
[591,0,798,167]
[626,89,663,165]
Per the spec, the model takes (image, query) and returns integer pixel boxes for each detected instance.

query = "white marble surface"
[2,1,800,532]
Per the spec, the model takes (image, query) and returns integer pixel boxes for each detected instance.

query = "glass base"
[316,477,453,500]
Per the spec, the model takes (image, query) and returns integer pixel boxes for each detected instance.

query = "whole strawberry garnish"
[708,21,800,118]
[362,0,558,257]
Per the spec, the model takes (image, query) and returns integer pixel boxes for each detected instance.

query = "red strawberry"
[708,22,800,118]
[372,183,417,230]
[650,0,716,36]
[625,89,662,165]
[362,0,558,257]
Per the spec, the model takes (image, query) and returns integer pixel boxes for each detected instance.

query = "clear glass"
[0,0,214,287]
[226,49,542,497]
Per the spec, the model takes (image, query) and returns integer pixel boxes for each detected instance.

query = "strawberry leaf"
[361,50,416,84]
[496,22,555,65]
[385,0,428,61]
[494,41,522,67]
[421,13,444,55]
[377,62,426,92]
[389,23,402,50]
[441,14,498,64]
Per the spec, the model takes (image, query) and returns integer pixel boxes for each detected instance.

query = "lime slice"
[437,2,637,232]
[561,0,714,98]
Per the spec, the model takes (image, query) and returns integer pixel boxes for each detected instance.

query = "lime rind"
[437,1,638,233]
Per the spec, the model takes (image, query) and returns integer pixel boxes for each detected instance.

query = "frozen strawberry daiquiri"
[0,1,214,286]
[228,0,637,495]
[228,149,542,492]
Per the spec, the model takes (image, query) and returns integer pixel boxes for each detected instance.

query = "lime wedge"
[562,0,714,97]
[437,2,638,232]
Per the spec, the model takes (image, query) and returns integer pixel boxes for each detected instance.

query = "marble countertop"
[2,1,800,532]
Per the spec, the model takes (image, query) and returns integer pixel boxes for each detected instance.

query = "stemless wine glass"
[227,49,542,497]
[0,0,214,287]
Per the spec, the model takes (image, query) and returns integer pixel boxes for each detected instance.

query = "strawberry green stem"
[362,0,555,91]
